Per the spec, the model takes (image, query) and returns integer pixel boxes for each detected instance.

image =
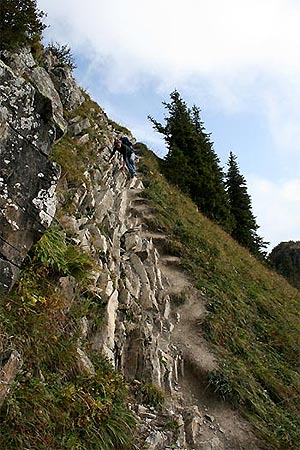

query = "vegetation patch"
[51,95,110,191]
[0,0,46,52]
[0,224,136,449]
[108,118,132,136]
[0,363,136,449]
[45,42,76,70]
[135,382,165,410]
[169,290,189,307]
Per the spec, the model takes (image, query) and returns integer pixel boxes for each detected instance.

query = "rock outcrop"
[0,350,23,408]
[53,137,261,449]
[0,48,77,292]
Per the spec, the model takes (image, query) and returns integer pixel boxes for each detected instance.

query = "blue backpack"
[120,136,133,148]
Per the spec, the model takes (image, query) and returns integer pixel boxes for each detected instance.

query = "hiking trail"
[127,164,265,450]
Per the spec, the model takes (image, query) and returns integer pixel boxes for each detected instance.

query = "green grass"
[0,362,136,449]
[137,143,300,449]
[135,382,165,409]
[0,223,136,449]
[108,118,132,136]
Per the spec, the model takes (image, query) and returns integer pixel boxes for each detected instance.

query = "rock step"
[160,255,181,266]
[129,203,148,212]
[130,197,148,204]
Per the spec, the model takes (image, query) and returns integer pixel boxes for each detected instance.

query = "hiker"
[109,137,136,178]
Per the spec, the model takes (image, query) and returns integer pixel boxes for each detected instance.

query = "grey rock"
[1,47,36,76]
[27,66,67,141]
[47,60,84,111]
[204,414,215,423]
[184,406,203,446]
[77,133,90,145]
[0,350,23,408]
[0,259,20,292]
[68,118,91,136]
[0,56,62,292]
[76,348,95,377]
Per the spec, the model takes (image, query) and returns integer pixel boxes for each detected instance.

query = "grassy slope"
[137,143,300,449]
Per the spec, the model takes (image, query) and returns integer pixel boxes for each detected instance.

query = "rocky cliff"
[0,47,264,449]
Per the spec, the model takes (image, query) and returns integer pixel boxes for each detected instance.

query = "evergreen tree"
[149,91,232,230]
[226,152,268,257]
[189,105,232,228]
[148,90,193,192]
[0,0,46,51]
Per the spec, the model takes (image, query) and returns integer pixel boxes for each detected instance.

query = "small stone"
[204,414,215,423]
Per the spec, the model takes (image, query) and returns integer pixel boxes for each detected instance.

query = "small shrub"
[162,238,184,257]
[16,226,94,307]
[33,226,94,280]
[17,266,49,305]
[137,382,165,409]
[45,41,76,70]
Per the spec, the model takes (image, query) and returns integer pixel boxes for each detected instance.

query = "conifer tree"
[149,91,232,230]
[189,105,232,228]
[0,0,46,51]
[226,151,267,257]
[148,90,193,192]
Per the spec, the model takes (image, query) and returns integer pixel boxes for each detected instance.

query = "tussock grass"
[0,225,136,449]
[135,382,165,409]
[137,143,300,449]
[0,359,136,449]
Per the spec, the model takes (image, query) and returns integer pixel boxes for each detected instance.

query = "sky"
[38,0,300,251]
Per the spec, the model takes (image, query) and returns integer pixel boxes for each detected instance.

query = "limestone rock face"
[59,148,189,448]
[0,55,62,292]
[26,65,67,141]
[43,51,85,111]
[56,128,261,448]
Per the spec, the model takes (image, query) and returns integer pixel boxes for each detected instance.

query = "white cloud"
[248,175,300,250]
[130,122,166,157]
[39,0,300,83]
[262,80,300,159]
[39,0,300,145]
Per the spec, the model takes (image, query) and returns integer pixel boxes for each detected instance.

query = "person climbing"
[109,137,136,178]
